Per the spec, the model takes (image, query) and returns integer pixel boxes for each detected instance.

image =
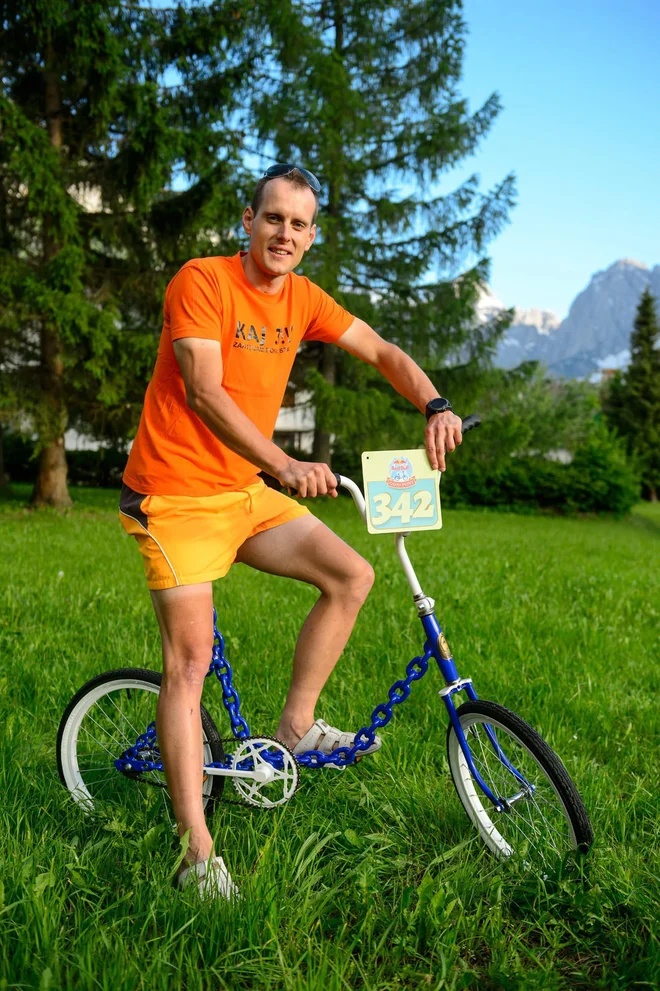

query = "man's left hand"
[425,411,463,472]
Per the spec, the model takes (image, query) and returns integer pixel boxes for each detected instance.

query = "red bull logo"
[387,456,416,488]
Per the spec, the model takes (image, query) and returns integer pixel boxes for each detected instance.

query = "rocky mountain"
[485,259,660,379]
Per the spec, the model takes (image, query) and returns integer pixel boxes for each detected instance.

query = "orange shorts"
[119,478,310,590]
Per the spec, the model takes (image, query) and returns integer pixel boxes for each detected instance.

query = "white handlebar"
[335,474,367,522]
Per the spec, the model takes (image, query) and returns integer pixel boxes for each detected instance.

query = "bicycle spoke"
[79,724,123,761]
[526,796,568,848]
[105,692,145,741]
[458,716,574,863]
[80,774,117,788]
[85,711,131,753]
[58,672,226,831]
[533,788,573,821]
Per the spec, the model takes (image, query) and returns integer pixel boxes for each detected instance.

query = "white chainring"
[231,737,299,808]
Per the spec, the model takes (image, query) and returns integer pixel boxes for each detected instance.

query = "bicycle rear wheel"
[447,700,593,865]
[57,668,224,821]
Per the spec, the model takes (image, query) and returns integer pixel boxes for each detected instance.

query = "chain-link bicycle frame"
[116,470,531,812]
[116,604,519,811]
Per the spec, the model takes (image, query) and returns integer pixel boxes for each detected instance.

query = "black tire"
[446,700,593,863]
[57,668,225,820]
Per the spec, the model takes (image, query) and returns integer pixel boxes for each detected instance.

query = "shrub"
[565,428,641,516]
[441,427,640,516]
[442,456,566,511]
[1,430,34,483]
[2,430,126,488]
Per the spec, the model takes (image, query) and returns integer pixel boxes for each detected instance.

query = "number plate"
[361,450,442,535]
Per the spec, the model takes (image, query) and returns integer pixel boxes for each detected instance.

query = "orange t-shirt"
[122,252,354,496]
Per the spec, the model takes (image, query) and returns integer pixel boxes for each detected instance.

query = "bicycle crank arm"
[203,764,276,783]
[118,758,275,785]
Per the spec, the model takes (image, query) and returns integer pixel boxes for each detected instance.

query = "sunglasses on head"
[262,163,321,193]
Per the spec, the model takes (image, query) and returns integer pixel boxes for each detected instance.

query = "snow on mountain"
[485,295,561,369]
[490,259,660,379]
[596,349,631,371]
[513,308,561,335]
[475,286,506,321]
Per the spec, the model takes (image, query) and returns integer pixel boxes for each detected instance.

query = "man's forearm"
[375,343,440,413]
[189,386,290,477]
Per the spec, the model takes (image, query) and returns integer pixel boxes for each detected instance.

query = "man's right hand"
[278,460,339,498]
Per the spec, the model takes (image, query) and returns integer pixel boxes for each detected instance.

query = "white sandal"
[176,855,239,901]
[292,718,381,758]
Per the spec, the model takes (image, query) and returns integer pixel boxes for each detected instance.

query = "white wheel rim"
[231,738,299,808]
[448,713,578,863]
[59,677,216,817]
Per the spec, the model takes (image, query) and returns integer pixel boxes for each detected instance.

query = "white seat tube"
[395,533,424,597]
[336,474,424,598]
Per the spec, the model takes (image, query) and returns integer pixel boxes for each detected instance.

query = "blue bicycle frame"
[117,475,533,812]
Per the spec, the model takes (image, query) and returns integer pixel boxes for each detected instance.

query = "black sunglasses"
[262,163,321,193]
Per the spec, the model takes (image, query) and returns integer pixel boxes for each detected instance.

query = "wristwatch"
[425,397,453,421]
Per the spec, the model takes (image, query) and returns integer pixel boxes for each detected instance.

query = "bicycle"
[57,416,594,867]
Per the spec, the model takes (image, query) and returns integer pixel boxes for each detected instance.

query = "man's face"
[242,178,317,278]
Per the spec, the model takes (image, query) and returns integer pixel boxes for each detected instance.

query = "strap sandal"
[176,855,239,901]
[292,718,381,760]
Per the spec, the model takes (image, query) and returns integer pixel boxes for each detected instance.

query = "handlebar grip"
[461,414,481,433]
[333,472,342,487]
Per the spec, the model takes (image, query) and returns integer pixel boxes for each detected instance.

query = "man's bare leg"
[235,514,375,749]
[150,582,215,869]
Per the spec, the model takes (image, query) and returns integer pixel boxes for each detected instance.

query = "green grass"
[0,484,658,990]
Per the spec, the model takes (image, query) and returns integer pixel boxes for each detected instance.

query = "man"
[120,164,462,899]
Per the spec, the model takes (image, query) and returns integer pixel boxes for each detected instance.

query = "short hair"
[251,169,320,224]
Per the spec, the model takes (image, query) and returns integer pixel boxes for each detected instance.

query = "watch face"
[427,398,451,417]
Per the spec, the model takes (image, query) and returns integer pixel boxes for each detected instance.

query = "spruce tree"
[604,288,660,501]
[0,0,257,506]
[251,0,515,463]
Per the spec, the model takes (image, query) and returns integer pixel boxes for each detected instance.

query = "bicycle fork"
[430,625,535,812]
[398,534,534,814]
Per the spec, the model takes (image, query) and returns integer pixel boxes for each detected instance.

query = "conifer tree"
[604,288,660,500]
[0,0,258,506]
[251,0,515,463]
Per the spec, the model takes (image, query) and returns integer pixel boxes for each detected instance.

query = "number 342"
[372,489,435,525]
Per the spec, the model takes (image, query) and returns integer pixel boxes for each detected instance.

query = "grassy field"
[0,484,658,990]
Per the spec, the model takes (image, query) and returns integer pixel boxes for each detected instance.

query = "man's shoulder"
[289,269,326,299]
[177,254,237,278]
[165,255,239,304]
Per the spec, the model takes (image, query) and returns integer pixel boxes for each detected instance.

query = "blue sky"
[448,0,660,317]
[165,0,658,318]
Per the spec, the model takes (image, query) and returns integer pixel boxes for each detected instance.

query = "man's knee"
[162,639,213,690]
[330,556,375,606]
[355,558,376,597]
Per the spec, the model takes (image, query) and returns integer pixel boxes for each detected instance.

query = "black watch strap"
[425,397,453,421]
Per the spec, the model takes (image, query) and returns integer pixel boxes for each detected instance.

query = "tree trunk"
[311,344,336,465]
[649,485,658,502]
[31,439,71,507]
[30,45,72,508]
[0,426,7,488]
[311,0,343,469]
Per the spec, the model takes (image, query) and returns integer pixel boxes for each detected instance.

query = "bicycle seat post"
[394,532,435,617]
[395,531,460,689]
[336,474,436,618]
[337,473,454,673]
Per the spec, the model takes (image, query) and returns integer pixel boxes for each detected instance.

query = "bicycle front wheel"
[57,668,225,821]
[447,700,593,865]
